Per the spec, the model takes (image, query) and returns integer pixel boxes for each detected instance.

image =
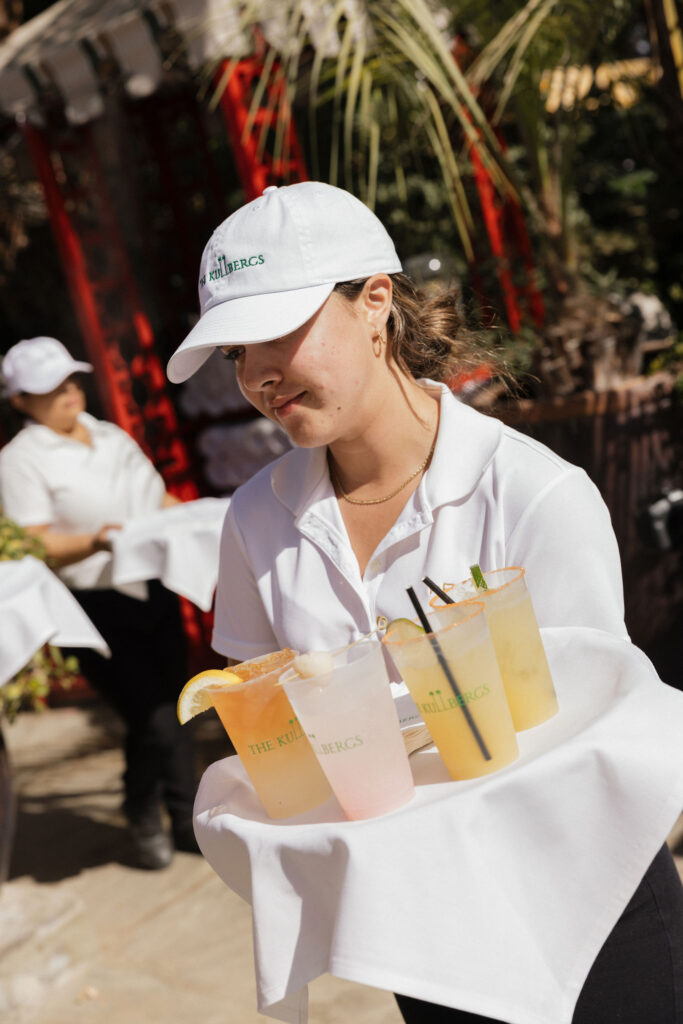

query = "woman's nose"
[239,347,282,393]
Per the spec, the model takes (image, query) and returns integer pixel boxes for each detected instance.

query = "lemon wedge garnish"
[176,668,242,724]
[384,618,425,642]
[177,648,297,724]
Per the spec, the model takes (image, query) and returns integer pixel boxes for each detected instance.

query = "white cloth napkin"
[0,556,110,687]
[193,627,683,1024]
[109,497,231,611]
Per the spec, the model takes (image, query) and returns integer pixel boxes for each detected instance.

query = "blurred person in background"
[0,336,198,870]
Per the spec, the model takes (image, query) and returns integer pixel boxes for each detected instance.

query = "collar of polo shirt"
[269,382,503,517]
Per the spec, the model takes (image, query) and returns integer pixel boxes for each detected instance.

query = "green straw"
[470,564,488,590]
[406,587,491,762]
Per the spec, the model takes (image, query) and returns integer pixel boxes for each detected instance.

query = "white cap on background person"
[167,181,403,384]
[1,337,93,397]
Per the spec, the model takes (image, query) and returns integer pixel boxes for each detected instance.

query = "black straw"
[422,576,455,605]
[406,587,491,762]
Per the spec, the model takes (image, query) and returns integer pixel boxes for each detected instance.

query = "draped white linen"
[194,627,683,1024]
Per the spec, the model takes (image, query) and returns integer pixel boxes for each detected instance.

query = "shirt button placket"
[364,557,384,627]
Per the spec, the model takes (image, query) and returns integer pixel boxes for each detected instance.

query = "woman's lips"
[271,393,305,417]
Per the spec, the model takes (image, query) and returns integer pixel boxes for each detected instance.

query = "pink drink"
[280,640,415,820]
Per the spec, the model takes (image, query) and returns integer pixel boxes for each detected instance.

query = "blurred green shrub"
[0,511,80,722]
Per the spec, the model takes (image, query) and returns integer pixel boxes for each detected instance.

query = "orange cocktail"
[207,650,332,818]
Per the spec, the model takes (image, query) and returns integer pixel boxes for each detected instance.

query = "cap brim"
[167,282,335,384]
[28,361,94,395]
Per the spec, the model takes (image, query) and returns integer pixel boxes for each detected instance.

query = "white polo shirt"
[0,412,166,591]
[213,382,627,665]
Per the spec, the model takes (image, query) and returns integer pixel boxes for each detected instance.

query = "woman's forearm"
[24,524,119,568]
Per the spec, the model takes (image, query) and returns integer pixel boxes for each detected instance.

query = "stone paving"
[1,702,403,1024]
[1,701,682,1024]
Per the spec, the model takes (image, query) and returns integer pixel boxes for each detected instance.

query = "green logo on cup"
[307,734,364,755]
[418,685,490,715]
[247,717,305,755]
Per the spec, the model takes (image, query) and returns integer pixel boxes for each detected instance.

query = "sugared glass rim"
[428,566,526,609]
[382,599,486,647]
[205,650,299,695]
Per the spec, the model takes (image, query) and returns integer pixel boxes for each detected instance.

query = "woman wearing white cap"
[168,183,683,1022]
[0,337,199,870]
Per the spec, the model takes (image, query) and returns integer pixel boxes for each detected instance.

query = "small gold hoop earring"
[372,329,385,357]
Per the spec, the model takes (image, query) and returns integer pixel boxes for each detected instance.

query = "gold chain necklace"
[330,437,437,506]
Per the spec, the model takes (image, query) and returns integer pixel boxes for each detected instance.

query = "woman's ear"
[361,274,393,335]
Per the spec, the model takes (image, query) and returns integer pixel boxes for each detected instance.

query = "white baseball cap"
[167,182,402,384]
[1,337,93,396]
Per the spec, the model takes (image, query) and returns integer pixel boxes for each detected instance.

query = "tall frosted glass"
[384,602,519,780]
[281,640,414,820]
[208,651,332,819]
[433,567,559,732]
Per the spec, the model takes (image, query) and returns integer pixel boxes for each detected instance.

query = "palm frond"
[207,0,636,261]
[492,0,560,122]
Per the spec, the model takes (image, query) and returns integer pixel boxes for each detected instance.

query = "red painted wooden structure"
[214,56,308,200]
[22,116,208,656]
[452,35,545,336]
[19,58,308,665]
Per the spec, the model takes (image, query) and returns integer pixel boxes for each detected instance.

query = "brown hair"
[334,274,501,384]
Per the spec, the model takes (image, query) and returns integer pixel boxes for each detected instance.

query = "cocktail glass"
[383,602,519,780]
[433,567,559,731]
[206,650,332,819]
[280,640,415,820]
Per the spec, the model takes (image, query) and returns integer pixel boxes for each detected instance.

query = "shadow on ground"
[7,703,235,884]
[9,797,135,882]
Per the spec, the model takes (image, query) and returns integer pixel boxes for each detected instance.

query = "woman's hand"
[93,524,122,553]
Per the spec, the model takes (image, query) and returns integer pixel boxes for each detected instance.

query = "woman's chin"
[281,428,325,449]
[278,419,335,450]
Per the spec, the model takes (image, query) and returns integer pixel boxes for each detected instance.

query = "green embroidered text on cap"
[167,182,403,384]
[200,253,265,287]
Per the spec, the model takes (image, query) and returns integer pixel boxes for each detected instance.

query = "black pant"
[395,844,683,1024]
[70,581,197,826]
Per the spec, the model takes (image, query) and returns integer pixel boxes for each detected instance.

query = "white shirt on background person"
[0,411,166,591]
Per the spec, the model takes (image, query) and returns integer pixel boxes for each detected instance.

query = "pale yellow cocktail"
[383,603,518,780]
[207,650,332,818]
[435,568,559,731]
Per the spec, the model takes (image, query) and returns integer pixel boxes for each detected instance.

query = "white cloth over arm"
[194,627,683,1024]
[108,497,231,612]
[0,556,110,686]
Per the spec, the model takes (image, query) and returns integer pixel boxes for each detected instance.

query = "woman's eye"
[221,347,244,362]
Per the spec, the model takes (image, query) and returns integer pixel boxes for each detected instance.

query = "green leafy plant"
[0,510,81,721]
[202,0,679,398]
[0,645,81,723]
[0,512,46,562]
